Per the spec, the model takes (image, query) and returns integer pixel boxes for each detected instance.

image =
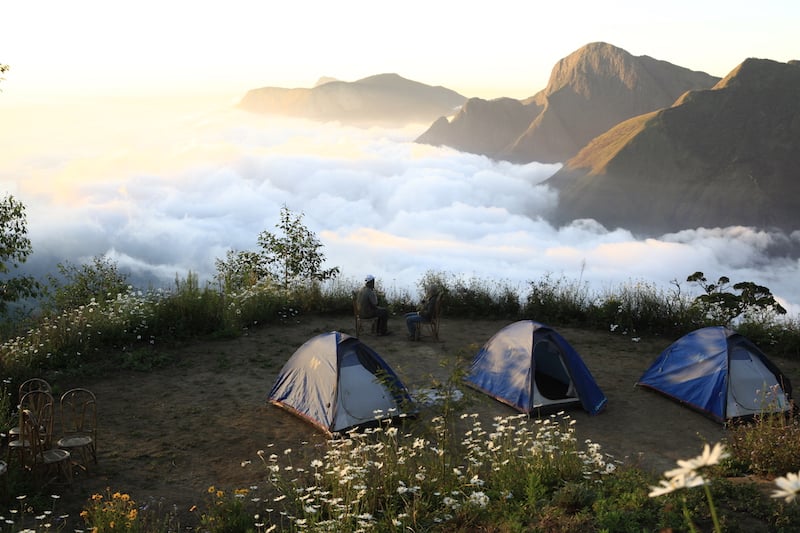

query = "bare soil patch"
[48,315,800,528]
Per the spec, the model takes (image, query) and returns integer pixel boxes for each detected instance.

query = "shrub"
[45,255,129,313]
[524,273,590,325]
[199,486,257,533]
[594,279,699,336]
[726,403,800,476]
[80,490,142,532]
[79,489,180,532]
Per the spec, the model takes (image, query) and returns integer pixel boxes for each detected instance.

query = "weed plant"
[726,400,800,476]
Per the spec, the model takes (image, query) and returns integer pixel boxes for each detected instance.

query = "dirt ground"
[42,314,800,528]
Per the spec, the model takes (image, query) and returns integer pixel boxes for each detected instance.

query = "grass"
[1,269,799,531]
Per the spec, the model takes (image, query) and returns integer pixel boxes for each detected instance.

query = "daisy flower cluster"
[252,410,617,531]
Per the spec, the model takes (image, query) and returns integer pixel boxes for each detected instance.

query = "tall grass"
[2,269,799,385]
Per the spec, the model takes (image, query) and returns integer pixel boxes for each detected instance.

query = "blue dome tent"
[636,326,793,423]
[464,320,607,416]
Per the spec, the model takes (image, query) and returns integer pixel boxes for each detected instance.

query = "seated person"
[357,274,390,336]
[404,286,440,339]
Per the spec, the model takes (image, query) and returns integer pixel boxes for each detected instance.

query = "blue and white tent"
[465,320,607,415]
[637,326,793,423]
[268,331,416,436]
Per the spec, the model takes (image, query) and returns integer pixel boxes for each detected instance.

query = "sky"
[2,1,799,102]
[1,1,799,316]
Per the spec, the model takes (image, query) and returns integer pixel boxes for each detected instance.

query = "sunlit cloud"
[3,99,799,316]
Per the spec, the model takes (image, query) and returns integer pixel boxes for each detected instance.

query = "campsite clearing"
[53,315,800,526]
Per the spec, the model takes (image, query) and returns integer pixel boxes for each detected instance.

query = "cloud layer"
[5,103,800,315]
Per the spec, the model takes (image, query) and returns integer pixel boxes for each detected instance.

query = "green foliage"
[147,272,225,338]
[0,379,14,439]
[78,489,181,532]
[414,270,522,319]
[0,194,39,315]
[726,405,800,476]
[214,249,267,293]
[80,489,143,532]
[256,410,616,532]
[215,206,340,298]
[688,271,787,326]
[595,279,701,336]
[592,467,684,532]
[524,273,591,325]
[258,205,340,291]
[199,486,256,533]
[45,254,129,312]
[735,315,800,358]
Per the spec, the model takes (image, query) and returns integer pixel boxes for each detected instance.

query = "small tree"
[258,205,340,292]
[215,206,339,294]
[0,194,39,315]
[687,271,786,326]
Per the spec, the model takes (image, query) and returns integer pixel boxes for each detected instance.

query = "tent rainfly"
[636,326,793,423]
[268,331,416,436]
[464,320,608,415]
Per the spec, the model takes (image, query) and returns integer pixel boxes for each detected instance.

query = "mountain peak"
[545,58,800,235]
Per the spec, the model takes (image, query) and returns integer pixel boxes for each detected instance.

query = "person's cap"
[365,274,375,282]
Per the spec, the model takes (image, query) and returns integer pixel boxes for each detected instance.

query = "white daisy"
[772,471,800,503]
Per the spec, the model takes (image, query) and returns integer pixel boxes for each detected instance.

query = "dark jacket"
[357,286,379,318]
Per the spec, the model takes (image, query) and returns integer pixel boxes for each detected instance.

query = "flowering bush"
[80,489,141,533]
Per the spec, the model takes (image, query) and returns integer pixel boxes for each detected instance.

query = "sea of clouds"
[3,102,799,316]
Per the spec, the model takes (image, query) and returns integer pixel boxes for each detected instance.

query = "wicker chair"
[7,390,55,465]
[7,378,52,442]
[20,408,72,485]
[57,388,97,473]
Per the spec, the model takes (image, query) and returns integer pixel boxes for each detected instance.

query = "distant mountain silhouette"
[419,98,542,155]
[239,73,466,125]
[416,42,719,163]
[544,58,800,236]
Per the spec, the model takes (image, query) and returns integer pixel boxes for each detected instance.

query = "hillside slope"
[545,58,800,235]
[416,42,719,163]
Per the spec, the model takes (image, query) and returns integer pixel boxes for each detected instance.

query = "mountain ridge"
[416,42,720,164]
[238,73,466,126]
[237,45,799,236]
[544,57,800,235]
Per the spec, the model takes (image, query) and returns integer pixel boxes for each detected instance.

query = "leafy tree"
[0,194,39,314]
[214,249,270,293]
[0,64,8,89]
[687,271,786,325]
[215,205,339,293]
[258,205,340,291]
[46,255,129,311]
